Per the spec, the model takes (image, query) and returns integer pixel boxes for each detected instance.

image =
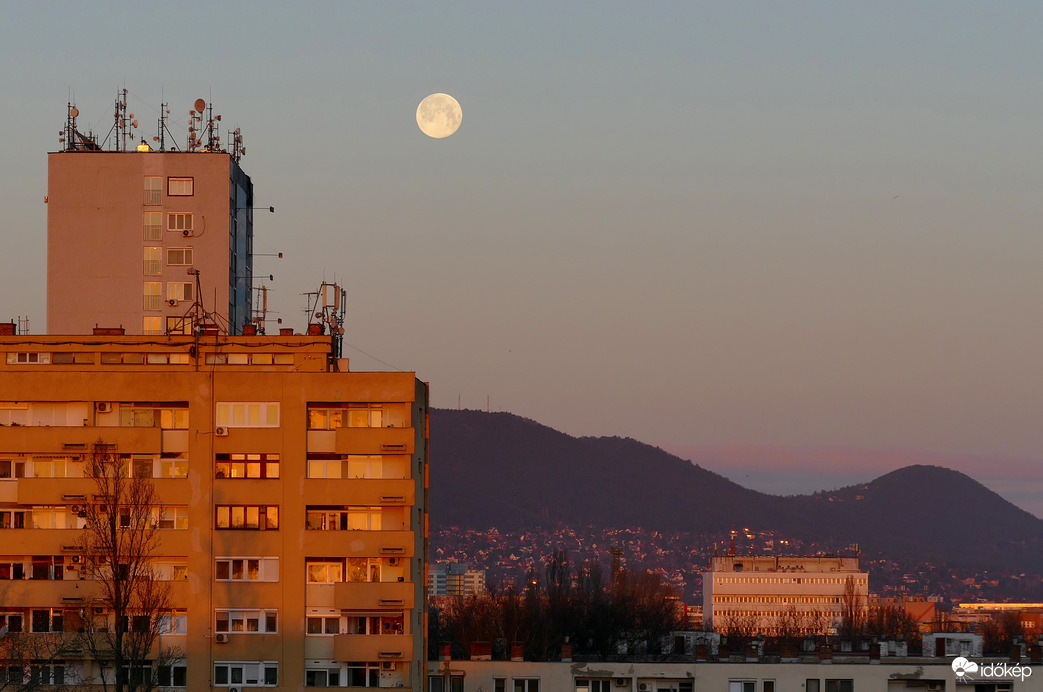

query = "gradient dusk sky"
[2,3,1042,515]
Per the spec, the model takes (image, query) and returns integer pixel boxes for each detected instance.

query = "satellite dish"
[70,107,79,118]
[195,99,206,113]
[132,120,138,128]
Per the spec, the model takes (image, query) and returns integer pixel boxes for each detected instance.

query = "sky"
[1,2,1042,516]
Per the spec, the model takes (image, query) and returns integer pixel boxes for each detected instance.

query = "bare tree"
[78,443,178,692]
[838,575,866,644]
[0,629,81,692]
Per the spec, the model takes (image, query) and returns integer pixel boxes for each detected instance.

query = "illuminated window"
[216,402,280,428]
[215,505,279,530]
[215,609,277,634]
[215,557,279,582]
[167,282,194,302]
[144,282,162,310]
[215,453,280,479]
[167,177,193,196]
[143,316,162,335]
[144,247,161,275]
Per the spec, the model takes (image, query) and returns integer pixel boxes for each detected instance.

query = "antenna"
[302,282,348,363]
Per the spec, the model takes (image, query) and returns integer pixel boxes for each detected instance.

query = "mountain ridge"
[430,408,1043,572]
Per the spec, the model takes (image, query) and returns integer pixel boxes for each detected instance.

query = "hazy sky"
[2,2,1042,515]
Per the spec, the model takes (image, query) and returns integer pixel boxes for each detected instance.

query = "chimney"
[92,326,125,336]
[307,323,324,336]
[438,643,451,661]
[560,640,573,662]
[0,322,15,336]
[819,645,833,663]
[279,328,294,336]
[241,324,257,336]
[468,642,492,661]
[510,643,524,662]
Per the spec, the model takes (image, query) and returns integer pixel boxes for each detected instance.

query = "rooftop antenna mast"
[111,88,138,152]
[303,282,347,360]
[154,102,177,152]
[58,102,99,151]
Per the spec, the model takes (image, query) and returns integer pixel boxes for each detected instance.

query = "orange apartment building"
[0,97,429,689]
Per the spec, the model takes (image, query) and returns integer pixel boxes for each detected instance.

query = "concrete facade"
[0,333,429,690]
[47,151,254,336]
[704,556,869,635]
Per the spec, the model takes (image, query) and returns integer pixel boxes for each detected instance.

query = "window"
[167,213,193,233]
[308,668,341,687]
[0,613,23,632]
[154,507,188,529]
[306,506,383,531]
[167,177,193,196]
[213,662,278,687]
[31,608,63,633]
[166,316,193,335]
[825,681,853,692]
[216,402,280,428]
[29,664,65,687]
[344,663,380,687]
[158,456,188,478]
[157,663,187,687]
[306,616,341,635]
[215,505,279,530]
[306,454,405,480]
[215,453,280,479]
[144,211,163,240]
[142,316,162,335]
[144,282,162,310]
[806,681,821,692]
[166,248,193,266]
[158,612,188,634]
[513,680,539,692]
[119,404,189,429]
[144,177,162,205]
[306,560,343,583]
[576,681,612,692]
[144,247,162,275]
[215,609,277,634]
[167,282,194,302]
[308,404,383,429]
[730,683,756,692]
[763,682,775,692]
[215,557,279,582]
[6,352,50,365]
[0,511,27,530]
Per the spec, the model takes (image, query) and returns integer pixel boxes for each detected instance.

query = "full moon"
[416,93,462,139]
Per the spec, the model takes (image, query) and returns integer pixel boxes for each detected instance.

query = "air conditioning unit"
[168,299,178,307]
[215,426,229,437]
[926,684,944,692]
[71,555,81,564]
[381,661,395,671]
[182,229,192,237]
[95,402,112,413]
[214,633,229,643]
[615,679,629,688]
[388,557,399,567]
[70,505,82,515]
[638,684,649,692]
[228,687,239,692]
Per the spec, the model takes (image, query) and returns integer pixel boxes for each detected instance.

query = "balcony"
[333,581,415,610]
[302,479,415,506]
[303,530,414,558]
[307,428,415,455]
[15,478,191,506]
[0,426,162,454]
[333,633,412,662]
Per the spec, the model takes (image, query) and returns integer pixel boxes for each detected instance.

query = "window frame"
[167,177,193,196]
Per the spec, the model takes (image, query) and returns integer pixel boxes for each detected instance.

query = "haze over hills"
[430,409,1043,573]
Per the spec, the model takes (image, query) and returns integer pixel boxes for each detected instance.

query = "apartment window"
[0,511,27,530]
[6,352,50,365]
[167,177,193,196]
[166,248,193,266]
[213,662,278,687]
[215,505,278,530]
[493,679,506,692]
[576,681,614,692]
[825,681,853,692]
[306,506,382,531]
[167,213,193,233]
[513,679,540,692]
[143,282,162,310]
[31,608,63,633]
[0,459,26,479]
[167,282,194,303]
[215,557,279,582]
[763,682,775,692]
[154,507,188,529]
[166,316,193,335]
[144,176,162,205]
[306,616,341,635]
[345,663,381,687]
[306,454,403,480]
[142,211,162,240]
[29,664,65,687]
[142,316,162,335]
[216,402,280,428]
[157,664,187,687]
[0,613,23,632]
[144,247,162,275]
[215,609,277,634]
[306,560,343,583]
[308,404,383,429]
[215,453,280,479]
[119,404,189,429]
[158,612,188,634]
[307,668,341,687]
[158,456,188,479]
[806,681,821,692]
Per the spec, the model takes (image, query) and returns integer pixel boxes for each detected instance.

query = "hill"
[429,409,1043,572]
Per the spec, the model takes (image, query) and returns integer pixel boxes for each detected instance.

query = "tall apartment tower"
[0,95,429,690]
[47,97,254,336]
